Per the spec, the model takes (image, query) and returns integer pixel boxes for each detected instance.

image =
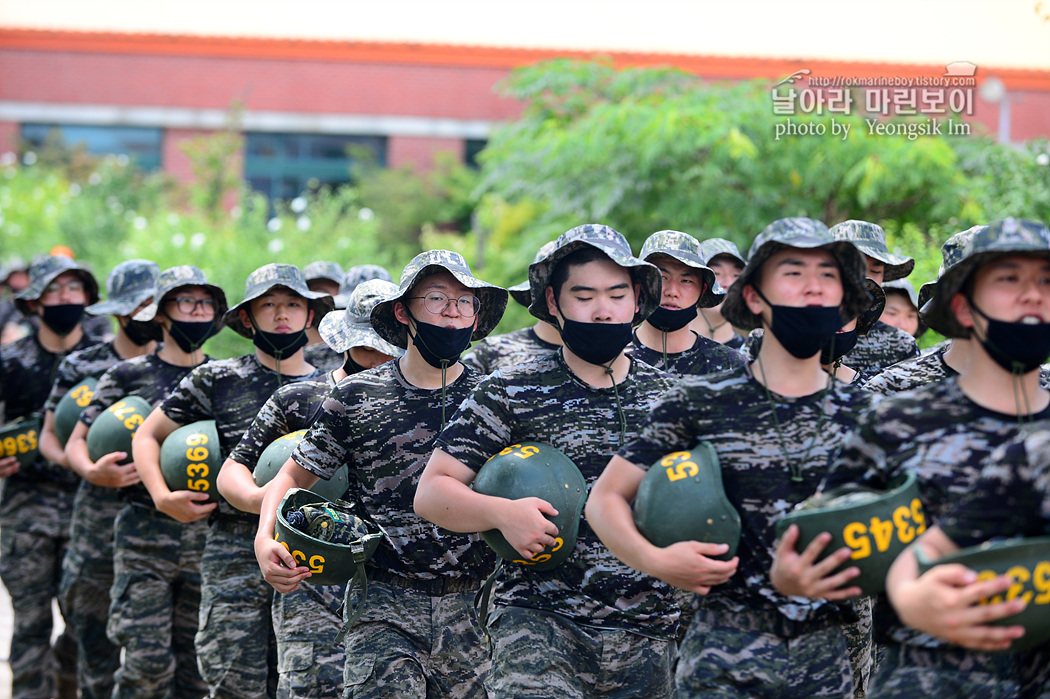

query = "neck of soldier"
[561,344,631,388]
[305,326,324,346]
[532,320,563,346]
[157,328,206,368]
[114,326,156,360]
[822,360,858,384]
[36,321,83,354]
[696,306,733,342]
[941,338,972,374]
[636,320,696,354]
[398,341,465,389]
[751,328,829,397]
[254,345,313,376]
[956,340,1049,415]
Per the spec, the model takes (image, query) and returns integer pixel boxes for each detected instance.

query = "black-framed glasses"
[168,296,216,316]
[408,291,481,317]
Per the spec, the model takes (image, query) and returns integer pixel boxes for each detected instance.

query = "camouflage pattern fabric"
[85,258,160,317]
[627,330,746,377]
[460,327,560,376]
[342,581,489,699]
[844,321,920,376]
[485,606,675,699]
[294,360,493,583]
[434,351,680,638]
[42,340,122,412]
[676,608,852,699]
[829,219,915,282]
[619,364,873,624]
[304,342,343,372]
[229,373,349,698]
[860,345,955,396]
[109,505,209,699]
[867,643,1022,699]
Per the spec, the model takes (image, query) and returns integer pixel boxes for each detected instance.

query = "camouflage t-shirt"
[618,364,874,625]
[293,360,494,582]
[846,321,920,376]
[435,351,680,638]
[0,332,97,486]
[161,354,324,521]
[80,352,208,506]
[824,377,1050,648]
[939,429,1050,547]
[461,327,560,375]
[860,344,954,396]
[628,330,746,378]
[43,341,122,412]
[304,342,343,372]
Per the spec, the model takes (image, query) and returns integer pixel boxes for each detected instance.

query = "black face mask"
[407,310,474,369]
[41,304,85,336]
[820,328,859,365]
[647,305,698,332]
[120,318,156,347]
[342,353,367,375]
[754,287,843,359]
[559,318,634,366]
[166,318,218,353]
[969,300,1050,374]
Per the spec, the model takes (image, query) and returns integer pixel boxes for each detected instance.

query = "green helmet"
[252,429,350,502]
[633,442,741,561]
[86,395,153,464]
[473,442,587,571]
[916,535,1050,652]
[0,416,42,469]
[775,471,926,596]
[273,487,383,586]
[53,377,98,447]
[161,420,222,502]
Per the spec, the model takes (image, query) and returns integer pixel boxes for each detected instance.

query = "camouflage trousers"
[676,607,852,699]
[109,504,210,699]
[867,642,1023,699]
[844,596,874,697]
[1023,645,1050,699]
[342,576,489,699]
[57,481,123,699]
[486,605,676,699]
[197,516,278,699]
[0,479,78,699]
[272,578,347,699]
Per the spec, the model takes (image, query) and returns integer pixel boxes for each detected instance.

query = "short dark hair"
[548,248,609,300]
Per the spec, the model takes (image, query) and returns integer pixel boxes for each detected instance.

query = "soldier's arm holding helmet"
[255,456,319,593]
[132,406,216,523]
[216,456,266,514]
[415,447,561,561]
[588,455,738,594]
[65,419,142,488]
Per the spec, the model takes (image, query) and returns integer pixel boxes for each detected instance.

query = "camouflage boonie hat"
[85,259,160,316]
[335,264,392,309]
[15,255,100,315]
[508,241,558,308]
[370,250,508,349]
[925,218,1050,338]
[528,224,662,325]
[830,220,915,282]
[318,279,403,358]
[700,238,746,267]
[639,230,724,309]
[0,256,28,284]
[917,225,986,318]
[722,217,870,332]
[303,261,344,287]
[223,264,334,339]
[134,265,229,325]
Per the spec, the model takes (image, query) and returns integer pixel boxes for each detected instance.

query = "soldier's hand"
[887,563,1026,651]
[771,524,862,600]
[82,452,143,489]
[0,455,19,479]
[156,489,217,524]
[647,541,738,594]
[498,497,560,561]
[255,536,310,594]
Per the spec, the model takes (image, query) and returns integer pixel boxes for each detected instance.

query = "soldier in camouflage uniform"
[629,230,746,377]
[134,264,332,699]
[693,237,747,349]
[461,241,563,375]
[333,264,392,309]
[0,255,104,699]
[807,218,1050,698]
[604,218,876,699]
[416,226,682,699]
[255,250,507,698]
[38,259,160,699]
[830,220,920,375]
[303,261,345,372]
[68,265,224,698]
[225,279,400,699]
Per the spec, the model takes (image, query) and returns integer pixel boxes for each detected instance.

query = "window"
[20,124,163,171]
[465,139,487,169]
[244,132,386,203]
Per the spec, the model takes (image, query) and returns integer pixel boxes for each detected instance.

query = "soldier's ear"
[951,293,975,329]
[238,308,253,335]
[742,284,763,315]
[393,301,409,326]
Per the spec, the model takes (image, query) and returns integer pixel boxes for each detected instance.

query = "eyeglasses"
[42,280,86,296]
[408,291,481,317]
[168,296,217,316]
